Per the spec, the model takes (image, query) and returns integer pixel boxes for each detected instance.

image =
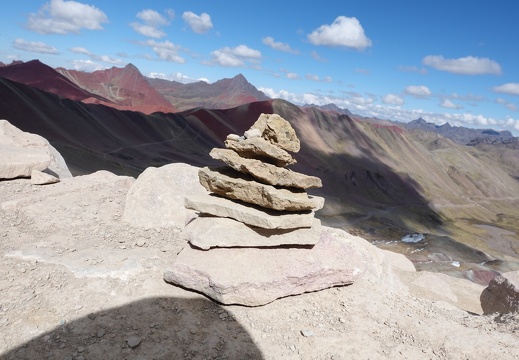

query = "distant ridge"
[302,103,354,117]
[405,117,514,144]
[147,73,270,111]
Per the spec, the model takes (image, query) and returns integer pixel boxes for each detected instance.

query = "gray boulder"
[481,271,519,314]
[123,163,206,228]
[0,119,51,179]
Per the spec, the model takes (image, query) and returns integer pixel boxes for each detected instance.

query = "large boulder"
[480,271,519,314]
[0,120,72,180]
[164,228,365,306]
[0,119,51,179]
[123,163,206,228]
[198,166,324,211]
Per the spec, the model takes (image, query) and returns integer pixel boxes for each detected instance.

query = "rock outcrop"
[0,119,71,180]
[480,270,519,314]
[122,163,206,228]
[165,113,364,306]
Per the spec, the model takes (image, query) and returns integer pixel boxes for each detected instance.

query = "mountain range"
[0,59,518,283]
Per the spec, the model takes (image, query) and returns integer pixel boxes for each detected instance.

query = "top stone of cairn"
[248,113,300,153]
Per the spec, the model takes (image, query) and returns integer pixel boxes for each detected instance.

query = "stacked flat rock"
[165,114,362,306]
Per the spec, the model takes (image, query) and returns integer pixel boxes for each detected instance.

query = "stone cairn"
[164,113,361,306]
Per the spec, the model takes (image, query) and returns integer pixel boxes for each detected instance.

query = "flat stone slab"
[185,194,315,229]
[199,166,324,211]
[164,230,364,306]
[185,216,322,249]
[210,148,321,189]
[225,137,296,167]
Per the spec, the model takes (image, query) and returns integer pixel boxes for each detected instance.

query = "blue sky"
[2,0,519,134]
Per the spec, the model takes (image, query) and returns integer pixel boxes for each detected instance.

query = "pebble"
[97,329,106,338]
[88,313,97,320]
[135,239,146,247]
[127,336,141,349]
[301,330,315,337]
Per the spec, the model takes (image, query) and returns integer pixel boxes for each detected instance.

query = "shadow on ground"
[0,297,263,360]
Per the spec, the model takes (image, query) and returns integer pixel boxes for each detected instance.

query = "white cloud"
[440,99,463,109]
[262,37,298,54]
[258,86,519,134]
[208,45,261,67]
[405,85,432,98]
[26,0,108,35]
[398,65,427,74]
[72,59,106,71]
[422,55,502,75]
[382,94,404,106]
[70,46,91,55]
[130,23,166,39]
[12,39,59,54]
[130,9,171,39]
[69,46,124,65]
[148,71,209,84]
[144,40,185,63]
[305,74,333,83]
[182,11,213,34]
[355,68,370,75]
[310,51,326,62]
[493,83,519,96]
[496,98,518,112]
[137,9,169,26]
[286,72,299,79]
[307,16,372,50]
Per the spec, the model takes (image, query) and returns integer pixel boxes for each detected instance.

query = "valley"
[1,60,519,286]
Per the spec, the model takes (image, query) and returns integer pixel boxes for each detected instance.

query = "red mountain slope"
[0,59,105,102]
[56,63,177,114]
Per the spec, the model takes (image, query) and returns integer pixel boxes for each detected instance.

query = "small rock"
[135,239,146,247]
[77,346,85,353]
[301,330,314,337]
[244,128,262,139]
[97,329,106,338]
[87,313,96,320]
[127,336,141,349]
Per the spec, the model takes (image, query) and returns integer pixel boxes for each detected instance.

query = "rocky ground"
[1,170,519,359]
